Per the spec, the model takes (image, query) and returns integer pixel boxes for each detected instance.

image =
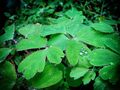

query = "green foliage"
[0,0,120,90]
[18,50,47,79]
[29,63,63,88]
[0,61,17,90]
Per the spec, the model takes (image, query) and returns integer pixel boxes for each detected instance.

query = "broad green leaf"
[18,24,42,38]
[0,61,17,90]
[16,35,47,51]
[91,22,114,33]
[66,40,81,66]
[18,50,47,79]
[48,34,68,50]
[29,64,63,88]
[0,24,15,43]
[40,24,66,36]
[47,46,64,64]
[94,77,108,90]
[82,71,96,85]
[99,65,119,82]
[0,48,11,63]
[76,26,106,47]
[70,67,89,80]
[89,49,120,66]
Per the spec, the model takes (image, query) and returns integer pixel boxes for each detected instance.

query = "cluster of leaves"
[0,0,120,90]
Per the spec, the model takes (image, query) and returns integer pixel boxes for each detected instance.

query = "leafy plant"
[0,0,120,90]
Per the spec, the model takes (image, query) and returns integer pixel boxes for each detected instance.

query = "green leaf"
[99,65,119,82]
[0,48,11,63]
[78,58,92,68]
[18,24,42,38]
[16,35,47,51]
[47,46,64,64]
[82,71,96,85]
[91,22,114,33]
[89,49,120,66]
[29,64,63,88]
[18,50,47,79]
[0,24,15,43]
[65,8,83,20]
[40,24,66,36]
[0,61,17,90]
[76,26,106,47]
[104,38,120,55]
[48,34,68,50]
[70,67,89,80]
[66,40,81,66]
[94,77,108,90]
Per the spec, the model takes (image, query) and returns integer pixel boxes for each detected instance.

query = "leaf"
[76,26,106,47]
[66,68,82,87]
[91,22,114,33]
[29,64,63,88]
[0,61,17,90]
[89,49,120,66]
[65,8,83,20]
[0,48,11,63]
[48,34,68,50]
[18,24,42,38]
[99,65,119,82]
[66,40,81,66]
[82,71,96,85]
[18,50,47,79]
[0,24,15,43]
[47,46,64,64]
[78,57,92,68]
[40,24,66,36]
[104,37,120,55]
[94,77,108,90]
[70,67,89,80]
[16,35,47,51]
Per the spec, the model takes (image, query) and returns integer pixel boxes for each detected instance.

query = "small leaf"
[70,67,89,80]
[29,64,63,88]
[94,77,108,90]
[18,24,42,38]
[82,71,96,85]
[0,61,17,90]
[48,34,68,50]
[89,49,120,66]
[0,48,11,63]
[47,46,64,64]
[66,40,81,66]
[99,65,119,82]
[18,50,47,79]
[0,24,15,43]
[91,22,114,33]
[16,35,47,51]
